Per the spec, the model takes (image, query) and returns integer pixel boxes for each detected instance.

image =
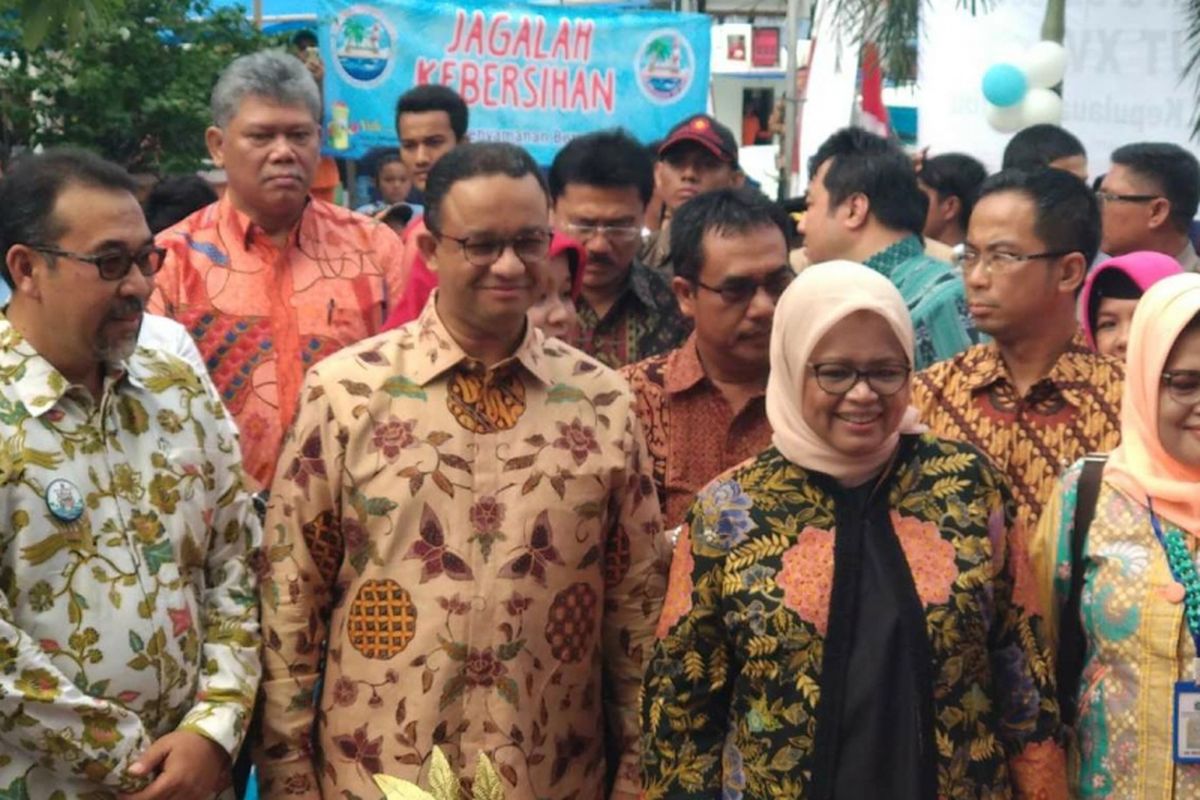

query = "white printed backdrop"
[918,0,1200,178]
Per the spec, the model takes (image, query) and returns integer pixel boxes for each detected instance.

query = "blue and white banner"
[318,0,711,162]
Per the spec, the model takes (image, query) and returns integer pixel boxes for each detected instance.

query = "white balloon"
[986,102,1025,133]
[1021,88,1064,126]
[1022,40,1068,89]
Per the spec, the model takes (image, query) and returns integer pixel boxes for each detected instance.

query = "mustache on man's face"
[106,296,146,321]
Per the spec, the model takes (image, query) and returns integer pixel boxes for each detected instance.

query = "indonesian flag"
[859,42,890,136]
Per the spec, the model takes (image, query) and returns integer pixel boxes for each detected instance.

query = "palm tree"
[342,17,367,49]
[825,0,1065,87]
[1185,0,1200,135]
[645,34,676,68]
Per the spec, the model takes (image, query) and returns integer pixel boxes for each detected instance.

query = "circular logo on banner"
[332,5,396,87]
[634,29,695,104]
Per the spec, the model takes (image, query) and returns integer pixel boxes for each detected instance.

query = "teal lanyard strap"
[1149,497,1200,673]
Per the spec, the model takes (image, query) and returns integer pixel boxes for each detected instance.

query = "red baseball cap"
[658,114,739,164]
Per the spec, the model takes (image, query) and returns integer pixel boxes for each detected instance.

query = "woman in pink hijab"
[1034,273,1200,797]
[643,261,1067,800]
[1080,251,1182,360]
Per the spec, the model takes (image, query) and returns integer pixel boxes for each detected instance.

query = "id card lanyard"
[1148,498,1200,764]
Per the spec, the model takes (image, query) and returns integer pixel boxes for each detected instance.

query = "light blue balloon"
[981,63,1028,108]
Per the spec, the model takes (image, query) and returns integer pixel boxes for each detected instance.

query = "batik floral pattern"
[777,527,837,634]
[1033,461,1200,798]
[0,318,261,799]
[912,335,1123,532]
[151,194,407,488]
[258,301,665,800]
[642,435,1065,800]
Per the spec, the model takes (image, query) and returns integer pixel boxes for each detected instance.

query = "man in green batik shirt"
[801,127,980,370]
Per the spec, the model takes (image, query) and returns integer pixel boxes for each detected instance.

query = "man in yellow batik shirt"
[0,150,261,799]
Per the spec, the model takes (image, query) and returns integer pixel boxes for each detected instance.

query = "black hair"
[394,84,469,141]
[547,128,654,206]
[977,167,1102,267]
[381,203,415,228]
[143,174,217,234]
[292,30,318,49]
[0,147,139,288]
[374,152,404,179]
[669,188,793,283]
[423,142,547,234]
[919,153,987,231]
[1001,124,1086,172]
[1086,268,1142,336]
[1111,142,1200,233]
[360,146,401,181]
[807,127,927,235]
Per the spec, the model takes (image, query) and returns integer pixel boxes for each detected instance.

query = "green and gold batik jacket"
[643,434,1067,800]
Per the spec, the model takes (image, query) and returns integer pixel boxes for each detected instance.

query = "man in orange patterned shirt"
[151,51,406,489]
[913,168,1123,531]
[621,188,787,529]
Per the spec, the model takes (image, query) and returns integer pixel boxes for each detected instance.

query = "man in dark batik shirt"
[549,129,690,368]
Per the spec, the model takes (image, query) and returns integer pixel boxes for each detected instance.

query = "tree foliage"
[0,0,122,49]
[0,0,273,172]
[826,0,991,82]
[1185,0,1200,136]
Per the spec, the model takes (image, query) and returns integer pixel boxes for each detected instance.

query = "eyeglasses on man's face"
[433,229,552,268]
[561,222,642,246]
[695,266,794,305]
[30,244,166,281]
[807,362,911,396]
[1163,370,1200,405]
[952,244,1075,276]
[1094,189,1162,204]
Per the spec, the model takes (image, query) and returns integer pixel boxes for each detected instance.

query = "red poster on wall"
[751,27,780,67]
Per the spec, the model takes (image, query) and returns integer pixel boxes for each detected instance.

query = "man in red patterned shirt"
[621,188,789,529]
[151,51,406,489]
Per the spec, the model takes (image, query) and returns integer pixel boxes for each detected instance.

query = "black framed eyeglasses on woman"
[807,362,911,396]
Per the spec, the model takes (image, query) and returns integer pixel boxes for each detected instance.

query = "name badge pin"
[44,479,84,523]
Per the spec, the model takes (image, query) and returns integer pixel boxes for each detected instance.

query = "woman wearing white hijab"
[641,262,1067,799]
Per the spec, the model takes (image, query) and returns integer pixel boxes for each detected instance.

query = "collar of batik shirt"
[961,331,1116,409]
[863,235,925,281]
[404,290,555,388]
[219,191,317,253]
[0,313,161,418]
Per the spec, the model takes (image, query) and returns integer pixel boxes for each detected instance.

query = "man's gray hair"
[211,50,321,128]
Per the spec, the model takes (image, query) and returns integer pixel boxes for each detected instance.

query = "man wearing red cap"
[643,114,744,273]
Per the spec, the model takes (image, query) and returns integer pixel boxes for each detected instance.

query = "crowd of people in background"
[1,34,1200,800]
